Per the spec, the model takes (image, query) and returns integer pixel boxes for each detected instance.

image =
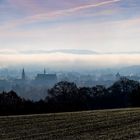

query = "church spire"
[22,68,25,80]
[44,68,46,74]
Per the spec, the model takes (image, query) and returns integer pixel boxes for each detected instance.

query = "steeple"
[44,68,46,74]
[22,68,25,80]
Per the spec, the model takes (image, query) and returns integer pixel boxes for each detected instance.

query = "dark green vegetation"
[1,78,140,115]
[1,108,140,140]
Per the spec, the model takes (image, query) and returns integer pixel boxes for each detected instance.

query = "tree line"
[0,77,140,115]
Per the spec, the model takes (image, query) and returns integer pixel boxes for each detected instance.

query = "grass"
[1,108,140,139]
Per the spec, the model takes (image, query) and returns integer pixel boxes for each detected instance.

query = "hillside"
[1,108,140,140]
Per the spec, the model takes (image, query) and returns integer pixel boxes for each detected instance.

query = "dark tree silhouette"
[46,81,81,112]
[0,78,140,115]
[129,86,140,106]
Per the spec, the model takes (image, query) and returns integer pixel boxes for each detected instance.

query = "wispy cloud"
[0,49,98,55]
[1,49,140,55]
[0,0,121,30]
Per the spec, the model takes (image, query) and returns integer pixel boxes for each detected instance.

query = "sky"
[0,0,140,69]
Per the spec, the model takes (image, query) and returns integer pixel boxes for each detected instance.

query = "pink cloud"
[0,0,121,30]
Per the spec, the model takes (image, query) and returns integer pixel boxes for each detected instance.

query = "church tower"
[22,68,25,80]
[44,68,46,74]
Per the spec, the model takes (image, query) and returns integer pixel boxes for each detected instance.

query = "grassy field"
[1,108,140,140]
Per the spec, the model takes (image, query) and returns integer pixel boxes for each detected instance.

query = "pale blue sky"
[0,0,140,68]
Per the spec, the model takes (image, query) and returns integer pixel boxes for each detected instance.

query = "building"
[116,72,121,80]
[35,69,57,86]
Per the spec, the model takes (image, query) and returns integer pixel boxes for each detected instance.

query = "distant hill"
[21,49,98,55]
[119,65,140,75]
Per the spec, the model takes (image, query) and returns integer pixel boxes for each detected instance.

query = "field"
[1,108,140,140]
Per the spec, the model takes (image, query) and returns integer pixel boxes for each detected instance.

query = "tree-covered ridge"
[0,78,140,115]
